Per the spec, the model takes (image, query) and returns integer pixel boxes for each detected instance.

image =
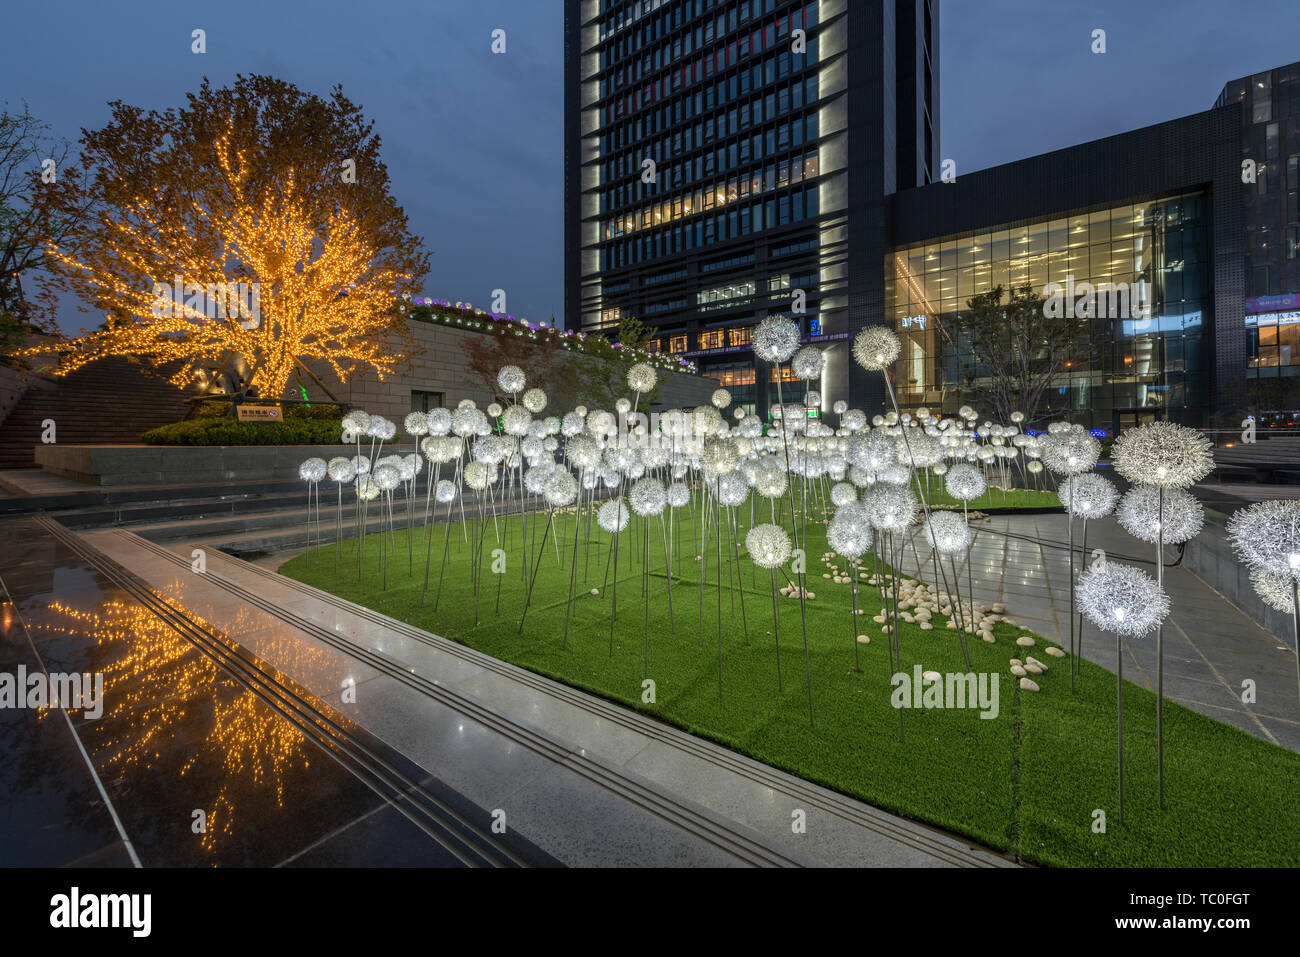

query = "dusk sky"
[3,0,1299,331]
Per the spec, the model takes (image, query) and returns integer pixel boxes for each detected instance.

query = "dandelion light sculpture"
[698,438,744,699]
[1226,499,1300,579]
[1227,499,1300,702]
[417,409,447,439]
[1041,427,1103,689]
[370,462,401,590]
[627,477,669,675]
[842,409,867,432]
[792,345,825,382]
[924,510,972,553]
[1058,473,1118,522]
[327,456,356,573]
[923,511,974,668]
[945,463,987,503]
[1111,420,1213,807]
[864,483,918,741]
[1058,471,1119,683]
[1077,557,1171,823]
[753,316,802,366]
[747,523,793,690]
[522,388,548,414]
[831,482,858,507]
[827,508,874,671]
[461,460,494,624]
[852,324,957,661]
[1083,545,1170,622]
[298,457,327,567]
[851,326,901,373]
[497,365,526,398]
[752,320,807,688]
[518,468,579,633]
[1042,428,1101,478]
[1118,486,1205,545]
[747,522,793,569]
[1112,421,1214,490]
[597,500,629,533]
[942,462,987,640]
[627,363,658,395]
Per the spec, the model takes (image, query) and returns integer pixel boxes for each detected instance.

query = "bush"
[284,403,345,420]
[142,416,348,446]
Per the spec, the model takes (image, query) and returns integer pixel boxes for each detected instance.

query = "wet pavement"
[0,514,555,867]
[0,513,1013,868]
[897,512,1300,752]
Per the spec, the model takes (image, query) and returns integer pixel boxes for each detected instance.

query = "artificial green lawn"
[280,501,1300,867]
[921,485,1061,512]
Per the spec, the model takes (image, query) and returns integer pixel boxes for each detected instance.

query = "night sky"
[2,0,1298,332]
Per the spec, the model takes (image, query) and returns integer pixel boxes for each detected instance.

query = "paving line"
[0,570,143,868]
[110,529,813,867]
[122,530,1008,868]
[38,516,535,868]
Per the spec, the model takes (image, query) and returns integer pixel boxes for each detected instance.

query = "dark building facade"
[1217,63,1300,404]
[885,106,1245,433]
[564,0,939,418]
[565,1,1298,430]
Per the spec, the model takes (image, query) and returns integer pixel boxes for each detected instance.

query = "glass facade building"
[886,191,1213,431]
[567,2,1293,425]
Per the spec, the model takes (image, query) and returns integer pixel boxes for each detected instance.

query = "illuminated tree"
[23,75,429,398]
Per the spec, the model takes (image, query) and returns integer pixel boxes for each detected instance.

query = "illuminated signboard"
[235,404,283,422]
[1245,310,1300,326]
[770,406,820,420]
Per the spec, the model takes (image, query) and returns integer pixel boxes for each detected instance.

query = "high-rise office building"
[564,0,940,418]
[566,1,1298,430]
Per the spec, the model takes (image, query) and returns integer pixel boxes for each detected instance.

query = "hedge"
[142,416,349,446]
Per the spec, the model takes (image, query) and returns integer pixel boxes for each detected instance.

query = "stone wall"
[0,336,58,429]
[305,319,717,421]
[34,442,421,486]
[0,364,29,428]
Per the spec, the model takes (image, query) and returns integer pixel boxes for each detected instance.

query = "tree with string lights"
[22,74,429,398]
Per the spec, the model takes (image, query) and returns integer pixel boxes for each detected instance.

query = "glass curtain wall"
[885,190,1212,430]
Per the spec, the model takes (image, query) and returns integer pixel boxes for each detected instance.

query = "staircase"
[0,357,195,470]
[1210,435,1300,484]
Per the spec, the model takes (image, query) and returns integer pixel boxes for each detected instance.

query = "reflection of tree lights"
[32,598,322,854]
